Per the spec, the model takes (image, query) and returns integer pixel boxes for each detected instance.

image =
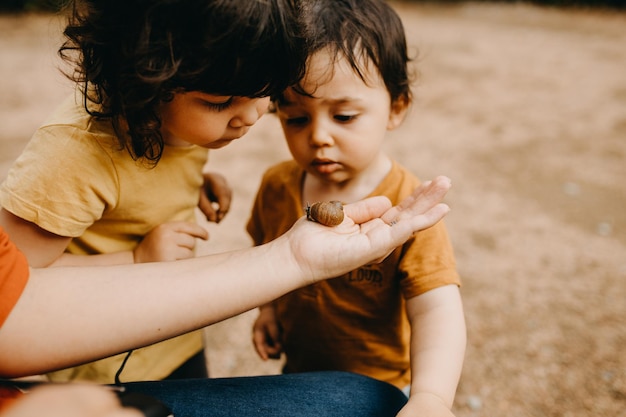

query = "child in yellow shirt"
[0,0,307,384]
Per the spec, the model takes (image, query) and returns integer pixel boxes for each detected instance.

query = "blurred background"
[2,0,625,12]
[1,1,625,416]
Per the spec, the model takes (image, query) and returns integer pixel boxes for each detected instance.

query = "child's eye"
[204,97,234,111]
[284,116,309,126]
[334,114,357,122]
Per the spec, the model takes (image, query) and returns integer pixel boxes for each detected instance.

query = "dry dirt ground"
[1,2,625,416]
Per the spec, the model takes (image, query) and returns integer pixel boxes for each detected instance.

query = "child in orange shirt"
[248,1,466,415]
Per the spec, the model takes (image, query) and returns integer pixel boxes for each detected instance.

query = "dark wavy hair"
[291,0,413,104]
[59,0,307,164]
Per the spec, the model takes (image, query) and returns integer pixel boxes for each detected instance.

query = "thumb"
[343,196,392,224]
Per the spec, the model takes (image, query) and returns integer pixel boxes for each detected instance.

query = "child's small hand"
[396,392,455,417]
[199,171,232,224]
[252,306,283,360]
[133,221,209,263]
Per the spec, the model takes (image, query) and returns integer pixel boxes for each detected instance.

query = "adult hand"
[286,176,452,284]
[198,171,232,224]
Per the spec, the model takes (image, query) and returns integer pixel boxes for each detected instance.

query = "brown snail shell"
[306,201,344,227]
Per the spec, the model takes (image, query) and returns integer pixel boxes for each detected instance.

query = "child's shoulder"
[374,160,423,203]
[261,160,302,180]
[40,94,91,129]
[387,159,421,185]
[257,160,303,194]
[36,95,115,142]
[19,96,124,172]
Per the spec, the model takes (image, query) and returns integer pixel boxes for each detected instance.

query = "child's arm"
[398,284,466,417]
[0,209,208,267]
[0,209,74,267]
[252,304,283,360]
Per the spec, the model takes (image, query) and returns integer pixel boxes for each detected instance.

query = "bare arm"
[0,176,452,378]
[0,209,209,267]
[0,209,72,267]
[398,284,466,417]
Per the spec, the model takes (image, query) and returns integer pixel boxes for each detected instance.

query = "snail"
[306,200,344,227]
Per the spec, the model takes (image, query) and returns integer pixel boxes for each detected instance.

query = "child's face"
[158,92,271,148]
[276,49,407,185]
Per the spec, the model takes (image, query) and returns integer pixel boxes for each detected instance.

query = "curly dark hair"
[293,0,413,105]
[59,0,307,164]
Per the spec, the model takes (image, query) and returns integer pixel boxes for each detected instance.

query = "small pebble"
[602,370,614,382]
[562,182,581,196]
[596,222,612,236]
[467,395,483,411]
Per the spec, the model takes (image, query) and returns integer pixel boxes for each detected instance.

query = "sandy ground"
[1,3,625,416]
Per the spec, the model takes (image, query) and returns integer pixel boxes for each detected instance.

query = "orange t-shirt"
[0,227,29,328]
[247,160,460,389]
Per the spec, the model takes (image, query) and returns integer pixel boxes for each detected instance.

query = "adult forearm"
[0,178,453,377]
[50,251,135,267]
[0,237,301,377]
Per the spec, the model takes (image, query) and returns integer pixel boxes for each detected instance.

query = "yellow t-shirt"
[0,95,207,383]
[247,160,461,389]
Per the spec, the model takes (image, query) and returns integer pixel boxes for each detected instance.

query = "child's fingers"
[200,172,232,223]
[199,192,231,223]
[167,221,209,241]
[252,322,282,361]
[209,181,232,217]
[252,328,270,360]
[198,192,219,223]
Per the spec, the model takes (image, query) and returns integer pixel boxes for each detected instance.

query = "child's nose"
[309,119,334,147]
[230,97,269,128]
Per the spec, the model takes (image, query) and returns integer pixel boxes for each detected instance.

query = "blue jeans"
[123,371,407,416]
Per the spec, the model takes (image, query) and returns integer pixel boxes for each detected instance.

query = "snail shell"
[306,201,344,227]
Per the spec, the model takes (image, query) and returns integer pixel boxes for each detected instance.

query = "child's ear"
[387,95,410,130]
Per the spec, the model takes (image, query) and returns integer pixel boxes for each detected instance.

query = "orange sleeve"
[0,227,29,327]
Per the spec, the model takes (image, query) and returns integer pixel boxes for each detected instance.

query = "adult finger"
[342,196,392,225]
[380,176,451,226]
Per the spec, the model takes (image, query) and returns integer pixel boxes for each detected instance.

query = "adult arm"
[0,176,451,378]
